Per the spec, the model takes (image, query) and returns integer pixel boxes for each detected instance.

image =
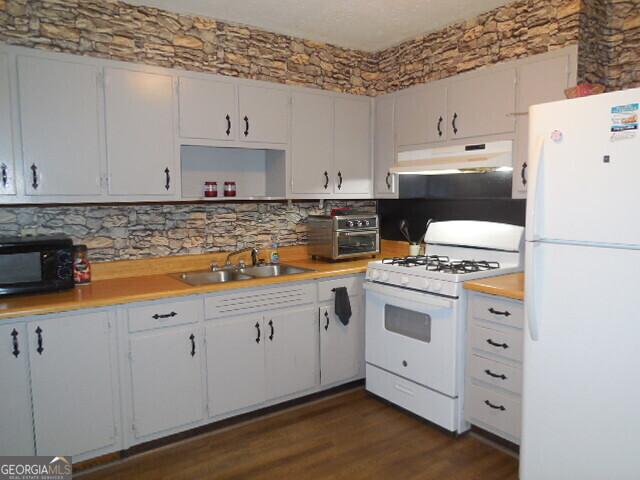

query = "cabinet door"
[320,296,364,386]
[28,312,117,457]
[105,68,176,196]
[129,326,204,439]
[373,94,397,196]
[513,55,571,198]
[334,97,371,194]
[238,85,289,144]
[0,324,34,455]
[265,306,319,399]
[447,67,516,140]
[18,55,102,196]
[205,315,266,417]
[178,77,236,141]
[396,84,447,147]
[0,53,15,196]
[290,92,333,194]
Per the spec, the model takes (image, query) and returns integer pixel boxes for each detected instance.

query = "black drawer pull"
[189,333,196,357]
[35,326,43,355]
[31,164,39,190]
[521,161,528,186]
[437,116,443,137]
[324,311,330,331]
[323,171,329,189]
[268,319,274,341]
[488,307,511,317]
[153,311,177,320]
[11,328,20,358]
[452,113,458,135]
[164,167,171,191]
[385,172,392,189]
[484,400,506,411]
[243,115,249,137]
[337,171,343,190]
[1,163,7,188]
[484,369,507,380]
[225,114,231,136]
[486,338,509,349]
[255,322,261,343]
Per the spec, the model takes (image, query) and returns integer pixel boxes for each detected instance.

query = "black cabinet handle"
[1,163,7,188]
[484,399,506,411]
[11,328,19,358]
[35,326,43,355]
[485,369,507,380]
[225,114,231,136]
[324,311,330,331]
[255,321,261,344]
[437,116,443,137]
[152,311,177,320]
[488,307,511,317]
[323,171,329,190]
[385,172,392,190]
[164,167,171,191]
[521,161,528,186]
[30,164,38,190]
[337,171,343,190]
[189,333,196,357]
[452,113,458,135]
[243,115,249,137]
[486,338,509,349]
[268,319,274,341]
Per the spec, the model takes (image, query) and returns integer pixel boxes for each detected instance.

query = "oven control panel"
[365,268,460,298]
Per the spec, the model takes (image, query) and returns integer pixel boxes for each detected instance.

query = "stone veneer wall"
[0,201,375,262]
[601,0,640,89]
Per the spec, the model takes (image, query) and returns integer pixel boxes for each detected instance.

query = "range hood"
[391,140,513,175]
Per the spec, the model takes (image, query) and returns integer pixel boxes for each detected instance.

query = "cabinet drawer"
[128,298,203,333]
[466,383,521,442]
[470,294,524,329]
[318,276,363,303]
[469,354,522,395]
[366,364,457,432]
[470,324,522,362]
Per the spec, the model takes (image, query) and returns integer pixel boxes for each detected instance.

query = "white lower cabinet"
[205,314,266,417]
[0,323,34,455]
[129,325,205,439]
[28,311,120,458]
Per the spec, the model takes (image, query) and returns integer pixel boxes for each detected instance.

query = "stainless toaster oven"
[308,214,379,260]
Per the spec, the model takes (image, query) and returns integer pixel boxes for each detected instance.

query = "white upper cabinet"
[290,91,334,195]
[17,55,103,196]
[0,323,34,456]
[333,97,371,194]
[396,82,447,147]
[104,67,177,197]
[373,94,397,197]
[28,312,119,458]
[178,77,236,141]
[238,85,289,144]
[447,67,516,140]
[512,53,574,198]
[0,53,15,196]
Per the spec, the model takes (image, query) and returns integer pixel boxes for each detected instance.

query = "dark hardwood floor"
[79,388,519,480]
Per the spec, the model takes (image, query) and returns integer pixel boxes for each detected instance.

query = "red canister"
[73,245,91,284]
[223,181,237,197]
[204,181,218,198]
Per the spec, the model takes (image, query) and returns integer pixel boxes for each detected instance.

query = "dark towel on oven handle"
[332,287,351,325]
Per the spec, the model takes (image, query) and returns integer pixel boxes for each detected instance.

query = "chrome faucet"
[225,247,259,267]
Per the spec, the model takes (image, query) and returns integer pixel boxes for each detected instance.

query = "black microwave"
[0,236,75,296]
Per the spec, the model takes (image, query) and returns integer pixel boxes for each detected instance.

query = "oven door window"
[384,304,431,343]
[336,231,377,256]
[0,252,42,284]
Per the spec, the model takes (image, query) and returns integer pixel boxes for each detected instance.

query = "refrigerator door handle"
[526,242,540,341]
[526,137,545,241]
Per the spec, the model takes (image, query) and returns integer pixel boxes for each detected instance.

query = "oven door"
[334,230,379,259]
[364,281,460,397]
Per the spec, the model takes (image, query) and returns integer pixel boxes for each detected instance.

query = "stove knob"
[400,276,409,286]
[432,281,443,292]
[363,220,370,227]
[346,220,354,228]
[355,220,363,227]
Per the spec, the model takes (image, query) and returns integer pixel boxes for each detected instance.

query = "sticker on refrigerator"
[610,103,638,142]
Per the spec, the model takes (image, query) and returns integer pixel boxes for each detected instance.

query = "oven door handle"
[364,282,453,309]
[336,230,378,237]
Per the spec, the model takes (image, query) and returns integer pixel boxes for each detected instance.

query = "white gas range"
[364,221,524,433]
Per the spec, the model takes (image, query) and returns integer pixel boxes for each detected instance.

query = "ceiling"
[126,0,514,52]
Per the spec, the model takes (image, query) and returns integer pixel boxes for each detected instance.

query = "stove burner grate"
[427,259,501,274]
[382,255,450,267]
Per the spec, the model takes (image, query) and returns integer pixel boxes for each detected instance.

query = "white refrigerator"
[521,88,640,480]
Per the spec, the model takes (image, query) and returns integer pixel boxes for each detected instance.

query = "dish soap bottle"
[270,243,280,264]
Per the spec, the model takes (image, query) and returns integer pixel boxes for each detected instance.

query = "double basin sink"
[172,264,314,286]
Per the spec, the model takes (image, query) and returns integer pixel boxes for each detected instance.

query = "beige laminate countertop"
[0,256,376,321]
[463,272,524,301]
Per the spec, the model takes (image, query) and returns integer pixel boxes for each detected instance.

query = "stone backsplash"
[0,201,376,262]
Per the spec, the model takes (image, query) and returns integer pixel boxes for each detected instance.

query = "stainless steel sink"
[171,263,314,286]
[171,270,253,286]
[238,264,313,278]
